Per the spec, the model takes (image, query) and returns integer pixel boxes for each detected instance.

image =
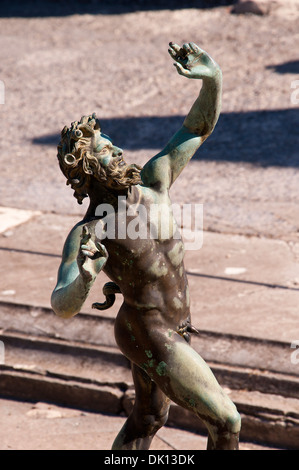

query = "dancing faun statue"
[51,42,241,450]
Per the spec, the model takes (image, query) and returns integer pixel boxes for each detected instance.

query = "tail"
[92,282,122,311]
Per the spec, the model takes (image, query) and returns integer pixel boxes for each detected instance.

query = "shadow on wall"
[0,0,236,17]
[33,108,299,168]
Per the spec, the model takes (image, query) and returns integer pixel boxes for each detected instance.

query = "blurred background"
[0,0,298,451]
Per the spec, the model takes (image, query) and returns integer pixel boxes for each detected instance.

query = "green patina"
[173,297,183,310]
[189,398,196,408]
[156,361,167,376]
[142,358,155,370]
[148,359,155,368]
[167,241,185,268]
[148,259,168,278]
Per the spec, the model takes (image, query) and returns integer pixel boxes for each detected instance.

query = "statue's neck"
[84,180,128,219]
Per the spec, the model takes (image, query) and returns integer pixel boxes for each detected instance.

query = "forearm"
[183,72,222,137]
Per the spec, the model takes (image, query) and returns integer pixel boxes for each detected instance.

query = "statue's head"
[57,113,142,204]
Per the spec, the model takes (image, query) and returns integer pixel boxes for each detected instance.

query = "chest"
[93,186,180,244]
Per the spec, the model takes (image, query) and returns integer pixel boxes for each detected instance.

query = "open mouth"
[115,156,126,167]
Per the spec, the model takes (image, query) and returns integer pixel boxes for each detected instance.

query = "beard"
[94,155,143,191]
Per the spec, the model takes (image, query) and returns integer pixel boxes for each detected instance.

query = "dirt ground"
[0,0,298,239]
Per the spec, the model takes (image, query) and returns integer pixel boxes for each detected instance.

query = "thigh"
[115,305,236,428]
[135,330,237,429]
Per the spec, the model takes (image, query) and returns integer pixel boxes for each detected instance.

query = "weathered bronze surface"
[51,42,241,450]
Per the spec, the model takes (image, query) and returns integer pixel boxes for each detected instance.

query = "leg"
[114,306,241,450]
[142,334,241,450]
[112,363,171,450]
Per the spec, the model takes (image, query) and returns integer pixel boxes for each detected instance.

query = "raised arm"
[51,224,108,318]
[141,42,222,190]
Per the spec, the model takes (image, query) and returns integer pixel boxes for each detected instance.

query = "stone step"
[0,329,132,415]
[1,328,299,448]
[2,327,299,401]
[1,299,298,398]
[0,330,132,387]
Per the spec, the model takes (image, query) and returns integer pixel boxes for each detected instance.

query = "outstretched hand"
[168,42,221,80]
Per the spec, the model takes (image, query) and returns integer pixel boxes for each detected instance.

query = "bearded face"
[57,115,142,204]
[97,154,143,191]
[93,131,142,191]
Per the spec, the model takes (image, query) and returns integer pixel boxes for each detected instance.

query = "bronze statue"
[51,42,241,450]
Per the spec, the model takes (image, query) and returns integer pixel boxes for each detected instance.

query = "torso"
[87,184,190,331]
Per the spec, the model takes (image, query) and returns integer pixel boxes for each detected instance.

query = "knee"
[156,408,170,429]
[223,407,241,434]
[141,408,169,434]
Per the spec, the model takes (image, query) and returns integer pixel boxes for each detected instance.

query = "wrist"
[202,69,222,86]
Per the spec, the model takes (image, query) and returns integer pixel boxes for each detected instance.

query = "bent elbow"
[54,307,76,319]
[51,291,78,319]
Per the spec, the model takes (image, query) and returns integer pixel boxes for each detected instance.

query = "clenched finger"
[183,43,192,54]
[169,42,180,53]
[174,62,191,77]
[189,42,201,54]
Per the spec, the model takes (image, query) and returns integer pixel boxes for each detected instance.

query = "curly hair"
[57,113,142,204]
